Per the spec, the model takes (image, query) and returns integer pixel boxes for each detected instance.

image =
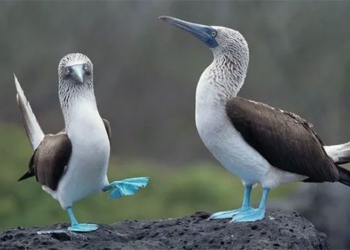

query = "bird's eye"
[83,64,91,75]
[211,31,217,37]
[65,67,72,77]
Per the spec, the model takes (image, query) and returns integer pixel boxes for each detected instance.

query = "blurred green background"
[1,1,350,249]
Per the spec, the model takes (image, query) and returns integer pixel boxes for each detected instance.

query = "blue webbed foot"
[230,208,265,223]
[66,206,98,233]
[209,206,252,220]
[210,185,254,220]
[103,177,149,199]
[68,223,98,232]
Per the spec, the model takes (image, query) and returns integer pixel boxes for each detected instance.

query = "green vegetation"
[0,124,296,231]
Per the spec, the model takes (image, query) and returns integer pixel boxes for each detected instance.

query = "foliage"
[0,124,296,231]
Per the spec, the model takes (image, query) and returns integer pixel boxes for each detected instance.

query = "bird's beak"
[159,16,218,48]
[71,64,85,84]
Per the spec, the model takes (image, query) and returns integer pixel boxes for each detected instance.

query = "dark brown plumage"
[18,118,112,190]
[102,119,111,143]
[226,97,350,184]
[18,133,71,190]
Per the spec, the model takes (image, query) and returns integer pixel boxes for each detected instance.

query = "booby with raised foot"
[15,53,149,232]
[160,16,350,222]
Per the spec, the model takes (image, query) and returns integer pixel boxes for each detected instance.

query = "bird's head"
[58,53,93,86]
[58,53,95,107]
[160,16,249,63]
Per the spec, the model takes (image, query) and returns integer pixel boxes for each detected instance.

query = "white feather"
[324,142,350,163]
[46,99,110,208]
[14,75,45,150]
[195,62,306,189]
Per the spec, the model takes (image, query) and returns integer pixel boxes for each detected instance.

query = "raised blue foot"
[103,177,149,199]
[209,206,252,220]
[68,223,98,232]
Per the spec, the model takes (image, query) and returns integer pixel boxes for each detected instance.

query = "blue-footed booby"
[160,16,350,222]
[15,53,149,232]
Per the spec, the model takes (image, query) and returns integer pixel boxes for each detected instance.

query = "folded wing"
[18,133,72,190]
[226,97,339,182]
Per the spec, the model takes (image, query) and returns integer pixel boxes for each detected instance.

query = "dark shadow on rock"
[0,209,329,250]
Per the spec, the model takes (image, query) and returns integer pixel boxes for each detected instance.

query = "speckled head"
[58,53,93,85]
[159,16,249,64]
[58,53,95,109]
[160,16,250,96]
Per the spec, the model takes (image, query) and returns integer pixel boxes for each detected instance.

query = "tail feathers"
[18,171,35,182]
[324,142,350,165]
[14,74,44,150]
[338,167,350,187]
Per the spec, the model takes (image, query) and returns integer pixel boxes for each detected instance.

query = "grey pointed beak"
[159,16,218,48]
[71,64,85,84]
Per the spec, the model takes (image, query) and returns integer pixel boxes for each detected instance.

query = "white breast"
[195,76,305,188]
[54,101,110,208]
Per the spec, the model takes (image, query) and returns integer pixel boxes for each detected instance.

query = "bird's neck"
[196,53,249,105]
[59,87,100,131]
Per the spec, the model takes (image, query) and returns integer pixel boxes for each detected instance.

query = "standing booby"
[15,53,149,232]
[160,16,350,222]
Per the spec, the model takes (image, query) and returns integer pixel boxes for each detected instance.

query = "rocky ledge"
[0,209,329,250]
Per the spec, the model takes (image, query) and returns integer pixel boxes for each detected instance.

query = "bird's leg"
[209,185,253,220]
[66,206,98,232]
[231,188,270,223]
[102,177,149,199]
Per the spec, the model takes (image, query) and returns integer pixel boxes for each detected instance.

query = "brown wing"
[18,133,72,190]
[102,118,111,143]
[226,97,339,182]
